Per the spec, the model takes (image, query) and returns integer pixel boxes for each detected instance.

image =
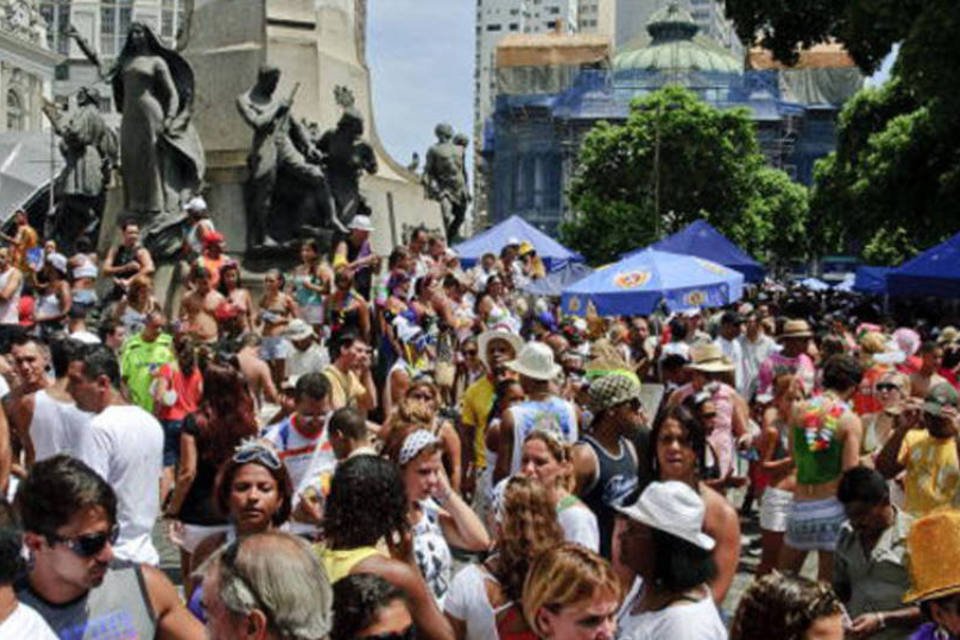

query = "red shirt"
[157,363,203,421]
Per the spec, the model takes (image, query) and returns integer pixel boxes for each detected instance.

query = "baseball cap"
[923,382,959,417]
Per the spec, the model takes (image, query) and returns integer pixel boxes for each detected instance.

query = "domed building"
[484,2,862,234]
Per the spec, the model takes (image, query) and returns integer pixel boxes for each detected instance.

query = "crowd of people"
[0,200,958,639]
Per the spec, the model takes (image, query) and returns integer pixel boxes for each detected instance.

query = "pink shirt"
[758,352,816,397]
[676,382,737,477]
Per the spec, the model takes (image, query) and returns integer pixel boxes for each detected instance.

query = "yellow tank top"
[316,545,383,583]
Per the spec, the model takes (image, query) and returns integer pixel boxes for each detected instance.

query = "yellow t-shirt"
[323,365,366,411]
[461,376,495,468]
[898,430,960,516]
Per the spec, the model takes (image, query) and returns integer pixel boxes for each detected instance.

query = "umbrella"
[522,262,593,297]
[561,249,744,316]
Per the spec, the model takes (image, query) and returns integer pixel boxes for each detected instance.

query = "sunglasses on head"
[361,625,417,640]
[232,443,282,470]
[46,524,119,558]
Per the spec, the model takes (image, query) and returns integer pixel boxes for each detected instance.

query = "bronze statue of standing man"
[424,123,469,241]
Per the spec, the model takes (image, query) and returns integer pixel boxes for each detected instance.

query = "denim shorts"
[260,335,291,361]
[160,419,184,467]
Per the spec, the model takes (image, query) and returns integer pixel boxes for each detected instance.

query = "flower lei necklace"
[800,394,846,453]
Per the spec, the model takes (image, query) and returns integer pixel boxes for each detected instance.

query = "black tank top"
[579,434,640,559]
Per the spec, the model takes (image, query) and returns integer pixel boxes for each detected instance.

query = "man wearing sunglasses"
[571,372,647,560]
[67,344,164,566]
[17,455,203,637]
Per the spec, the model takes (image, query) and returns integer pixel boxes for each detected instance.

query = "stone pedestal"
[180,0,443,262]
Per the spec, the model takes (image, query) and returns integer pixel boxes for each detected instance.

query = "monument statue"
[317,86,377,234]
[424,123,470,241]
[71,22,206,256]
[237,65,327,250]
[41,87,118,251]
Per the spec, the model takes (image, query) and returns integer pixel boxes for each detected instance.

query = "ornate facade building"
[485,3,862,233]
[0,0,61,132]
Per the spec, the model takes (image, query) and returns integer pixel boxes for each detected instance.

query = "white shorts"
[759,487,793,533]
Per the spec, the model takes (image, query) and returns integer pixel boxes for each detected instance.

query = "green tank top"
[792,395,848,485]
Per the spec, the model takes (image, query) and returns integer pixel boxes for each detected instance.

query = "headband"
[398,429,440,466]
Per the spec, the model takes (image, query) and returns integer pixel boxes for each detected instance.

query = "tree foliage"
[561,87,807,267]
[725,0,960,265]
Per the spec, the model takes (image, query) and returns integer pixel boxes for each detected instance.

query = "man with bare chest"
[178,265,224,344]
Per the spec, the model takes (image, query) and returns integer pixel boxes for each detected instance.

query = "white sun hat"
[506,341,562,381]
[615,480,715,550]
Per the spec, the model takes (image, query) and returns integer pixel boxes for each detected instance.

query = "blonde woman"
[520,429,599,551]
[522,543,622,640]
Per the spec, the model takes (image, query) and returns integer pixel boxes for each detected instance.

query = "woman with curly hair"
[730,572,843,640]
[318,455,454,640]
[217,261,254,332]
[163,361,258,584]
[444,475,565,639]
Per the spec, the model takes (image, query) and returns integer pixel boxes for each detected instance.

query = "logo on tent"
[695,258,727,276]
[614,270,651,289]
[567,296,582,312]
[684,290,706,306]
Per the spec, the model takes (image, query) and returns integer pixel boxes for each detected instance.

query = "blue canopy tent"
[623,219,765,283]
[887,232,960,298]
[452,215,583,271]
[853,267,892,295]
[561,249,744,316]
[522,262,593,297]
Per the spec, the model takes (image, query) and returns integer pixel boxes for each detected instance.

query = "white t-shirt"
[286,343,329,378]
[558,500,600,552]
[616,580,727,640]
[79,404,163,566]
[31,391,93,462]
[0,601,58,639]
[444,563,508,640]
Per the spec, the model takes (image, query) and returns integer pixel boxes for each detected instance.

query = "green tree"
[561,86,807,266]
[725,0,960,264]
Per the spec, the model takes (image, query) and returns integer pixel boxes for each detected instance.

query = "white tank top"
[30,390,90,462]
[0,267,20,325]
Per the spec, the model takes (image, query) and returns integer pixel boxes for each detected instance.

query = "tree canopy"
[560,86,807,267]
[725,0,960,265]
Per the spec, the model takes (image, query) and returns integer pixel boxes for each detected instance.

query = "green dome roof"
[613,3,742,74]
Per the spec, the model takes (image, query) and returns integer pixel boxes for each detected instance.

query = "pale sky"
[367,1,475,171]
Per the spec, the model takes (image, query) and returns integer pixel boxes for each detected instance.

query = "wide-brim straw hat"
[686,342,735,373]
[779,319,813,339]
[903,508,960,603]
[478,327,523,368]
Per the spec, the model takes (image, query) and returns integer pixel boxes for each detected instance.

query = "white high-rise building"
[474,0,577,143]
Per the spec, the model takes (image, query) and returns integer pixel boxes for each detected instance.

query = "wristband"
[877,612,885,629]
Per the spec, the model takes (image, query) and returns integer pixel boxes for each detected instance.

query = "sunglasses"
[409,392,435,402]
[876,383,900,393]
[360,626,417,640]
[46,524,119,558]
[463,349,478,357]
[232,444,282,470]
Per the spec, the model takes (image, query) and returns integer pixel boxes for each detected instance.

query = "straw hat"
[779,319,813,339]
[506,342,562,381]
[477,327,523,368]
[686,342,735,373]
[938,326,959,345]
[858,331,887,356]
[904,508,960,603]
